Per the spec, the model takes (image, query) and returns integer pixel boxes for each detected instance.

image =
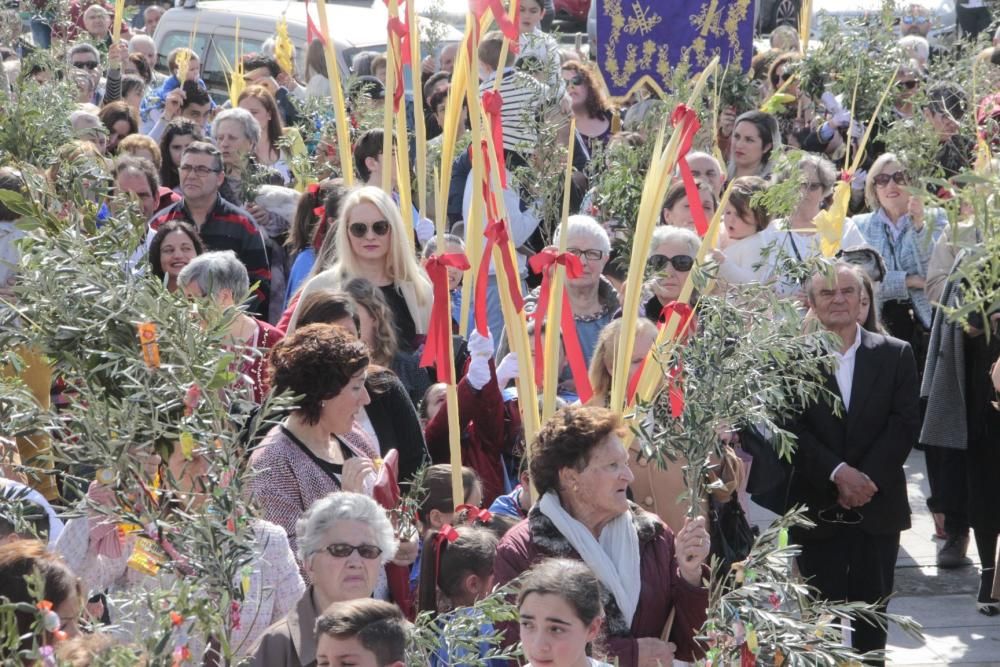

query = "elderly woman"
[727,110,781,181]
[850,153,946,341]
[249,492,398,667]
[494,405,710,667]
[248,323,380,557]
[212,107,263,193]
[643,226,700,321]
[177,251,283,403]
[762,154,868,297]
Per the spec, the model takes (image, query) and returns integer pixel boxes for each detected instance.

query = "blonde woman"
[290,186,432,352]
[587,318,740,534]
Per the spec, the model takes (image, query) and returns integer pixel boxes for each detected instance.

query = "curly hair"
[268,323,370,425]
[561,60,611,121]
[530,405,625,496]
[343,277,399,367]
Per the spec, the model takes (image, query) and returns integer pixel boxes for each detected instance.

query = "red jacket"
[493,503,708,666]
[423,369,509,506]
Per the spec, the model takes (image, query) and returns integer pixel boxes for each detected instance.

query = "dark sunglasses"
[564,73,585,87]
[648,253,694,273]
[74,60,100,70]
[873,171,908,187]
[896,80,918,90]
[818,505,863,525]
[348,220,391,238]
[324,543,383,559]
[902,15,929,24]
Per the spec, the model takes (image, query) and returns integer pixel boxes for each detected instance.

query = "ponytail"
[417,525,498,616]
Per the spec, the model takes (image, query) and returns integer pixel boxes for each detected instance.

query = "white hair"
[898,35,929,64]
[554,215,611,254]
[212,107,261,146]
[296,491,398,564]
[650,225,700,257]
[129,35,156,54]
[177,250,250,302]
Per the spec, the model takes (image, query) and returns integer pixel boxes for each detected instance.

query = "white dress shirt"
[829,324,863,481]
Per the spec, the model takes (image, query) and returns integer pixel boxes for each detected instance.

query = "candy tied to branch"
[137,322,160,369]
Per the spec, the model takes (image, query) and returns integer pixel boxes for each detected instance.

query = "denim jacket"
[851,206,946,329]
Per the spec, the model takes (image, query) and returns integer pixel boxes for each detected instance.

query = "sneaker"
[979,568,999,616]
[937,533,972,569]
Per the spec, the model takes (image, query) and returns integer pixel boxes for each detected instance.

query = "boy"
[315,599,408,667]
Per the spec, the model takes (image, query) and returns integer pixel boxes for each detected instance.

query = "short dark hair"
[925,82,968,121]
[0,167,25,221]
[98,101,138,143]
[127,53,151,84]
[181,80,212,109]
[478,30,514,70]
[353,128,391,182]
[296,289,362,333]
[121,73,147,100]
[530,405,624,496]
[517,558,604,626]
[417,463,480,523]
[428,87,449,113]
[159,119,204,189]
[268,323,370,425]
[241,53,280,78]
[114,155,160,198]
[181,140,223,172]
[422,71,449,104]
[315,599,408,665]
[148,220,205,280]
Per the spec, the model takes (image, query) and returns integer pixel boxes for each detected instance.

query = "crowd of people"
[2,0,1000,665]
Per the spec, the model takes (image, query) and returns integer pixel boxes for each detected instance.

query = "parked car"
[756,0,801,34]
[811,0,956,46]
[154,0,460,102]
[555,0,589,27]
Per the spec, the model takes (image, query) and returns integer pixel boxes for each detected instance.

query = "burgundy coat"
[494,502,708,666]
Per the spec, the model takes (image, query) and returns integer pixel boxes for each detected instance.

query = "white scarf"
[537,492,641,627]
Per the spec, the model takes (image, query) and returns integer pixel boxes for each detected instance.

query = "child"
[712,175,772,285]
[660,180,718,231]
[421,233,466,331]
[518,0,561,91]
[518,559,615,667]
[315,599,408,667]
[418,526,505,667]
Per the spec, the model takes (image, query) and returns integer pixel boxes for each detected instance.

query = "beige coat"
[925,222,980,306]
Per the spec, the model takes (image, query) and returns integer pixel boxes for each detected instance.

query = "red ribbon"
[386,14,409,112]
[420,253,471,380]
[657,301,696,417]
[671,104,708,237]
[307,182,321,195]
[312,217,330,251]
[474,218,524,336]
[455,504,493,524]
[433,523,460,581]
[470,0,520,46]
[481,91,508,188]
[527,249,594,404]
[303,0,326,45]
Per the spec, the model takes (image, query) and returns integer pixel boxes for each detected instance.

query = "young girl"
[660,180,718,232]
[419,526,505,667]
[518,558,614,667]
[713,175,772,286]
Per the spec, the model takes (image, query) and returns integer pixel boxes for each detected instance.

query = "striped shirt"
[480,68,546,157]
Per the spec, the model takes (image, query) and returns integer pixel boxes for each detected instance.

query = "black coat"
[365,369,428,485]
[788,329,920,542]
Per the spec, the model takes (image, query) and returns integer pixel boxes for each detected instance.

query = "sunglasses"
[873,171,908,187]
[74,60,100,70]
[348,220,391,238]
[564,73,585,87]
[896,80,918,90]
[567,248,604,261]
[818,505,863,525]
[648,253,694,273]
[902,15,930,24]
[324,543,383,559]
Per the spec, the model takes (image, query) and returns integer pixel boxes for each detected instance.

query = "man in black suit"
[790,262,920,664]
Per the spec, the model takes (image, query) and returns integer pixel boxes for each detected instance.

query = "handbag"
[708,494,755,575]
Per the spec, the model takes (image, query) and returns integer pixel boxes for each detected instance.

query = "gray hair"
[554,215,611,255]
[211,108,261,147]
[421,233,464,260]
[805,261,864,303]
[899,35,930,63]
[798,153,837,194]
[129,34,155,54]
[68,43,100,63]
[296,491,398,564]
[177,250,250,302]
[650,225,700,257]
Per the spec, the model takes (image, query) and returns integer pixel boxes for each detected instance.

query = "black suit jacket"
[788,329,920,541]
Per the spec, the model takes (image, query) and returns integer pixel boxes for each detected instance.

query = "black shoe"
[978,568,999,616]
[937,533,972,569]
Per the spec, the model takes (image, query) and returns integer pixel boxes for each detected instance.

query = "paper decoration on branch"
[137,322,160,369]
[595,0,753,100]
[275,17,295,75]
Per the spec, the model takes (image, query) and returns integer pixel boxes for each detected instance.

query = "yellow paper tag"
[179,432,194,461]
[127,537,167,576]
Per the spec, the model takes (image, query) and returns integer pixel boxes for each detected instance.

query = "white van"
[153,0,460,100]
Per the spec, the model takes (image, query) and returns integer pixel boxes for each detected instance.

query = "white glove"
[831,109,852,128]
[850,120,865,141]
[851,169,867,192]
[820,91,845,115]
[495,351,519,388]
[466,330,494,391]
[415,215,436,245]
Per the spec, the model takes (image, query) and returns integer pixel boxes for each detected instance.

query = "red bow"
[307,182,322,195]
[474,219,524,336]
[312,217,330,251]
[470,0,520,46]
[455,504,493,524]
[420,253,471,380]
[481,91,507,189]
[303,0,326,45]
[671,104,708,237]
[527,249,594,404]
[386,12,409,112]
[312,205,326,219]
[433,523,460,581]
[658,301,696,417]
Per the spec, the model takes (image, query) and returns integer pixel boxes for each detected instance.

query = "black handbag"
[739,425,792,514]
[708,495,755,574]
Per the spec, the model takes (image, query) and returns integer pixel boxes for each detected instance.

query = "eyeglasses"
[564,73,585,87]
[348,220,391,238]
[896,80,918,90]
[648,254,695,273]
[873,171,908,187]
[73,60,100,70]
[179,164,221,176]
[567,248,604,261]
[901,15,930,24]
[323,543,383,559]
[802,181,826,192]
[818,505,863,525]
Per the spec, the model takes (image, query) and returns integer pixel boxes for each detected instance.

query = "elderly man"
[129,35,166,86]
[149,142,270,319]
[788,262,920,665]
[68,43,103,105]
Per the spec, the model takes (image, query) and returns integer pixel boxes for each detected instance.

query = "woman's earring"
[321,400,326,408]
